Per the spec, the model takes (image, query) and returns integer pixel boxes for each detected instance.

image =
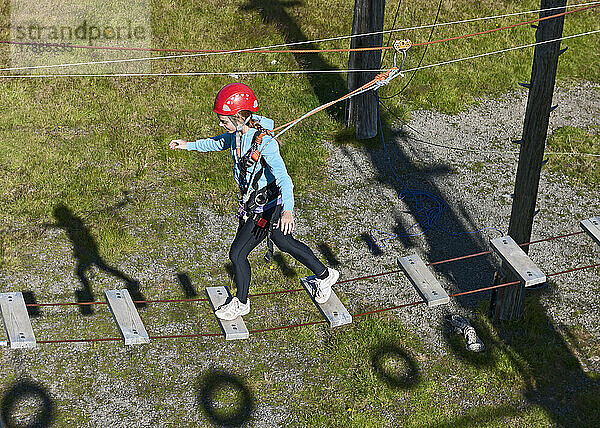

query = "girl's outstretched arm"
[169,133,233,152]
[169,139,187,149]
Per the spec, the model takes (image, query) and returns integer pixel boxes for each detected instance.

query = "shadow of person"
[272,253,296,277]
[46,203,145,314]
[316,243,340,267]
[1,379,55,428]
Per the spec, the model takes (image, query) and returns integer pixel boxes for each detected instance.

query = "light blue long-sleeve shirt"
[186,115,295,212]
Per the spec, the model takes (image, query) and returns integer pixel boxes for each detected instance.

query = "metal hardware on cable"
[393,39,412,51]
[392,39,411,76]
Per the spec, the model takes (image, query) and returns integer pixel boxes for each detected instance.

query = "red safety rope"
[1,5,596,56]
[30,262,600,344]
[24,229,590,307]
[410,5,598,47]
[32,263,600,343]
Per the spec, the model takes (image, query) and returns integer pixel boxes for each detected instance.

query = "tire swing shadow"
[196,370,255,427]
[1,379,55,428]
[370,342,420,390]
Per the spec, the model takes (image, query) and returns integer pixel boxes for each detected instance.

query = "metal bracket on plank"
[301,276,352,328]
[490,235,546,288]
[206,286,249,340]
[105,289,150,345]
[581,217,600,248]
[0,292,37,349]
[398,254,449,307]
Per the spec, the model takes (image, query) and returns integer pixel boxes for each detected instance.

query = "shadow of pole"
[359,114,495,299]
[443,290,600,425]
[362,99,599,425]
[239,3,595,424]
[240,0,347,122]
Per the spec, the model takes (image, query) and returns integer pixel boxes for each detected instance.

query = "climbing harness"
[235,124,282,263]
[236,42,413,216]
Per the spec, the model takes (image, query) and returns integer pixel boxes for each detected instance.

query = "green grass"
[1,0,600,426]
[1,0,598,265]
[547,126,600,189]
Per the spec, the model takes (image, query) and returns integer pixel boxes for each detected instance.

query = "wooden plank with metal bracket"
[206,286,249,340]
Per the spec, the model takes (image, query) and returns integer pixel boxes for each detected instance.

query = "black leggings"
[229,206,327,304]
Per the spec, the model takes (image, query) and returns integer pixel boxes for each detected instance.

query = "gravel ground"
[1,81,599,426]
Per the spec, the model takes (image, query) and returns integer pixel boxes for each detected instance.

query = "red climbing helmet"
[213,83,259,115]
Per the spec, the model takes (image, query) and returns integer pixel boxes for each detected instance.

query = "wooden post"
[346,0,385,139]
[491,0,567,321]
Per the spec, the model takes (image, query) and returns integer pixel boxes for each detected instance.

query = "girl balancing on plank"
[169,83,339,320]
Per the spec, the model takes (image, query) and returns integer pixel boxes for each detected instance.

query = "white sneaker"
[464,326,485,352]
[215,297,250,321]
[447,314,484,352]
[313,268,339,304]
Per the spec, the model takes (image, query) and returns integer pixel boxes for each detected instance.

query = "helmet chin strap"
[230,115,252,158]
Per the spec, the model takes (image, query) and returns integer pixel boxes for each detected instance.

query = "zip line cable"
[31,260,600,344]
[399,29,599,75]
[258,29,600,153]
[380,0,404,67]
[378,101,600,158]
[1,3,598,74]
[1,1,598,63]
[2,28,598,79]
[406,135,600,157]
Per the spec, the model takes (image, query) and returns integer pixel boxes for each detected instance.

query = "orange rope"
[1,4,596,56]
[271,67,398,133]
[412,4,598,47]
[265,4,599,136]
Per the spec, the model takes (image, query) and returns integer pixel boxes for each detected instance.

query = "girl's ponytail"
[238,110,279,145]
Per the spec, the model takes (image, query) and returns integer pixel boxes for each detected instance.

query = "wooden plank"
[0,292,37,349]
[581,217,600,247]
[490,235,546,288]
[397,255,450,308]
[301,276,352,328]
[206,286,249,340]
[104,289,150,345]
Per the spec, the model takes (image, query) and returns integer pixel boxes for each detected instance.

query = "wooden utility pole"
[491,0,567,321]
[346,0,385,139]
